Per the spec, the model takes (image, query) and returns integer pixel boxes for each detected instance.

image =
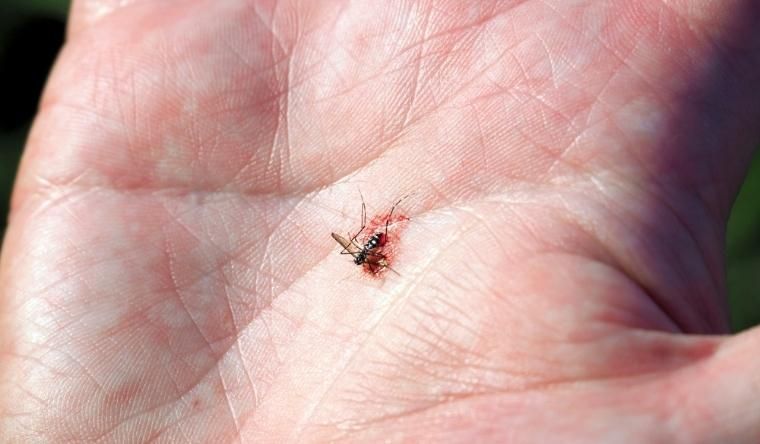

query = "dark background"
[1,1,759,330]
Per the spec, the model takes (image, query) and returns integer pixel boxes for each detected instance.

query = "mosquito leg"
[336,234,354,254]
[358,198,368,243]
[336,232,362,255]
[383,194,408,239]
[384,202,394,238]
[349,195,368,248]
[347,198,368,250]
[348,232,364,250]
[385,265,401,275]
[361,196,367,231]
[353,240,364,252]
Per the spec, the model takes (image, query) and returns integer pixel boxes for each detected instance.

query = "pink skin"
[2,0,760,442]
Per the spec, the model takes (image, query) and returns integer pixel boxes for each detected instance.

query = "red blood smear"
[360,212,410,276]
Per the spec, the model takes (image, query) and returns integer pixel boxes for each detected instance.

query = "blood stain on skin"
[331,195,411,278]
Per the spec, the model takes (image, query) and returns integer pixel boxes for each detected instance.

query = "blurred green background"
[1,1,758,331]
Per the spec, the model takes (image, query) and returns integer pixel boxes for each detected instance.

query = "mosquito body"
[331,232,390,270]
[353,232,386,265]
[331,194,408,274]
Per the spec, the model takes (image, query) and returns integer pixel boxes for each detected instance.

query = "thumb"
[682,331,760,442]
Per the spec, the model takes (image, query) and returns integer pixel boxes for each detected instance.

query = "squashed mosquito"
[331,195,408,274]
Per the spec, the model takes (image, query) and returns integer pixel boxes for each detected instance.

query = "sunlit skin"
[2,0,760,442]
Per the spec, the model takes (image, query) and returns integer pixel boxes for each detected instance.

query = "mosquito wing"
[331,232,361,257]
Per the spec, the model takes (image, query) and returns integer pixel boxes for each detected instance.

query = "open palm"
[3,1,760,442]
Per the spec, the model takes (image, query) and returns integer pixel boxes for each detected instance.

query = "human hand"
[2,1,760,442]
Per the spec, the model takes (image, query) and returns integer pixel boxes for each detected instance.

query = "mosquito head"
[353,253,365,266]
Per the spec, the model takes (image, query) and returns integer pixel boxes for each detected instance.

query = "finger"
[68,0,163,37]
[646,0,760,217]
[680,331,760,442]
[541,0,760,333]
